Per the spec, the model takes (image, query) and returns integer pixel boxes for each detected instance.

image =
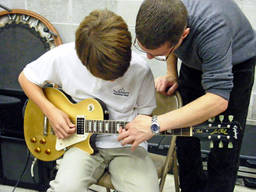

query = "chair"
[96,91,182,192]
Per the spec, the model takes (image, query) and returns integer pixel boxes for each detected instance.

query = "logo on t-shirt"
[113,88,129,97]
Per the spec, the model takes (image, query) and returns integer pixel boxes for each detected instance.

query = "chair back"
[153,91,182,116]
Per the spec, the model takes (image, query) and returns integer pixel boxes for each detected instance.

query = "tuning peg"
[210,141,214,149]
[228,115,234,122]
[217,135,223,148]
[228,142,233,149]
[218,141,224,148]
[208,136,214,148]
[219,115,224,123]
[227,135,233,149]
[208,117,215,123]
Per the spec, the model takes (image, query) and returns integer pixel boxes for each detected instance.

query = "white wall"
[1,0,256,123]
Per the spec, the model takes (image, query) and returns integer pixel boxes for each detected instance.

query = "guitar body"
[24,87,107,161]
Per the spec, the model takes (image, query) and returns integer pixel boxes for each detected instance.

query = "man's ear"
[181,28,190,40]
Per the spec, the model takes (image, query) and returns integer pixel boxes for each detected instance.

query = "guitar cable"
[12,149,31,192]
[31,157,38,184]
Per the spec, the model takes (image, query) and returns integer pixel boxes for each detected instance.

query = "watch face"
[151,124,159,132]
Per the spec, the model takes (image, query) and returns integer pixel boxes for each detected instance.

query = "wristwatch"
[151,115,160,135]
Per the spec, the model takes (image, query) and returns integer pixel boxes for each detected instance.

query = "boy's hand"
[47,107,76,139]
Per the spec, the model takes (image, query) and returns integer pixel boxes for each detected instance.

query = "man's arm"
[118,92,228,151]
[18,72,75,139]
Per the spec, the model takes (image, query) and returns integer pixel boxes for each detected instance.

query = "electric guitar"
[23,87,241,161]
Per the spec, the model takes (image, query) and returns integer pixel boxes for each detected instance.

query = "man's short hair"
[76,9,131,80]
[136,0,188,49]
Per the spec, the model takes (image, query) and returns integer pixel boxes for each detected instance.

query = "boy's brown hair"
[76,9,131,80]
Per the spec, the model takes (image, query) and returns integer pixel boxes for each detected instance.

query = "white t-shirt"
[23,42,156,149]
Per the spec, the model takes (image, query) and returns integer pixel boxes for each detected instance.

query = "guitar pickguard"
[55,133,88,151]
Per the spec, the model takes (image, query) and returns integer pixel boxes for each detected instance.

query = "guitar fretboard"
[76,116,191,136]
[77,117,128,134]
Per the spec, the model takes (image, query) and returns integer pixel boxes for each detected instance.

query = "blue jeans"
[176,57,256,192]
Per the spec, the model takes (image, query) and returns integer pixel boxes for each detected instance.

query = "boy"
[19,9,159,192]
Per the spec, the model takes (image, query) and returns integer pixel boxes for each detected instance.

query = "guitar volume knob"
[45,149,51,155]
[40,138,46,144]
[31,137,37,143]
[35,147,41,153]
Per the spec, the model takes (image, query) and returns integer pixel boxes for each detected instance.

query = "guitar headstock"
[193,115,241,149]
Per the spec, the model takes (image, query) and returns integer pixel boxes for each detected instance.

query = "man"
[118,0,256,191]
[18,9,159,192]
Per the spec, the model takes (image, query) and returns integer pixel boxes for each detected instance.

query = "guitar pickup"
[76,115,85,135]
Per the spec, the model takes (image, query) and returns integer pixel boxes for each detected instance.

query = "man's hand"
[155,74,178,96]
[118,115,154,151]
[47,107,76,139]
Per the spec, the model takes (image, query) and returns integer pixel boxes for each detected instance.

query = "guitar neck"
[76,117,192,136]
[77,117,128,134]
[164,127,192,137]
